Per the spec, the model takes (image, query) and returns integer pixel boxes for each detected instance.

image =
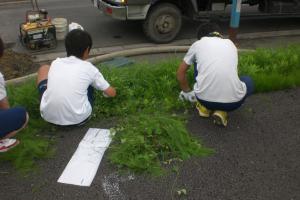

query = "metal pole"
[229,0,242,44]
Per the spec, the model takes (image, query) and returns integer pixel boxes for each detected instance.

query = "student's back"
[37,29,116,126]
[40,56,109,125]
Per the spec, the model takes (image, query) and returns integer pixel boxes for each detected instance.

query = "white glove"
[179,90,197,103]
[68,22,84,32]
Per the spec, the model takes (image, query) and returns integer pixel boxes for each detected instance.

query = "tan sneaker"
[212,110,228,127]
[196,102,211,117]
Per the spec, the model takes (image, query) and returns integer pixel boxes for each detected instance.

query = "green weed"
[109,113,213,175]
[239,45,300,92]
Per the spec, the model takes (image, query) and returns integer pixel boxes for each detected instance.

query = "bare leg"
[37,64,50,85]
[2,112,29,139]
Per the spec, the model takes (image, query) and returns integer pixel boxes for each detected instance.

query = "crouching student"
[37,29,116,126]
[177,23,254,127]
[0,37,29,152]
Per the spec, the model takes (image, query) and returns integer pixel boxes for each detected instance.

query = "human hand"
[103,92,109,98]
[179,90,197,102]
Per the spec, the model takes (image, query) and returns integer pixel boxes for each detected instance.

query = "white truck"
[93,0,300,43]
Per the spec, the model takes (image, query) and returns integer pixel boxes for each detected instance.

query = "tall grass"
[1,45,299,174]
[239,45,300,92]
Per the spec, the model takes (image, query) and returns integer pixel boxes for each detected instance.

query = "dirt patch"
[0,49,38,80]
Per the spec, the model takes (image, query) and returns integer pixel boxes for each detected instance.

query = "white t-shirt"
[40,56,110,125]
[0,72,7,101]
[184,37,247,103]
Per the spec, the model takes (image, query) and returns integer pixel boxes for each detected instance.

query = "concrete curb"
[0,0,29,6]
[5,46,253,85]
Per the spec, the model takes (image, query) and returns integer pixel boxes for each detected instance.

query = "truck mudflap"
[97,0,127,20]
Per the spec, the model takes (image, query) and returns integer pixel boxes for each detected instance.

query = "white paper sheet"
[58,128,112,186]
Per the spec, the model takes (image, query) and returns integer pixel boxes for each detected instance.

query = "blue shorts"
[0,107,27,138]
[37,79,48,99]
[196,76,255,112]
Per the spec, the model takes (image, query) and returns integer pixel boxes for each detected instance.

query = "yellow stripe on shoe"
[196,102,211,118]
[212,110,228,127]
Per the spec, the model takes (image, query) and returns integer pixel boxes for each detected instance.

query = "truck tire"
[143,3,182,43]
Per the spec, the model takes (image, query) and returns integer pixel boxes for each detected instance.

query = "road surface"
[0,0,300,53]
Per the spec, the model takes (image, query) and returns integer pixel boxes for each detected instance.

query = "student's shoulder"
[81,60,100,73]
[82,60,97,68]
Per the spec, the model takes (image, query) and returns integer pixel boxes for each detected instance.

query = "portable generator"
[19,0,57,50]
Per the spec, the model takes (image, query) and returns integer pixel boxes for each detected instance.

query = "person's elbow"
[104,86,116,97]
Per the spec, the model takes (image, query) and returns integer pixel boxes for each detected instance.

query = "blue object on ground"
[101,57,134,68]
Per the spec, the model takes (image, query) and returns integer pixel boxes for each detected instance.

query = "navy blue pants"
[0,107,27,138]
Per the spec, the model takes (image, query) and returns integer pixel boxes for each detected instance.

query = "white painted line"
[58,128,112,187]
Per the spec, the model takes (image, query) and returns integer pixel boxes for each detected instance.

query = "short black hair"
[0,37,4,58]
[197,23,221,39]
[65,29,92,58]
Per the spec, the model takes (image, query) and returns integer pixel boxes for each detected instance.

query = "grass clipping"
[109,114,213,175]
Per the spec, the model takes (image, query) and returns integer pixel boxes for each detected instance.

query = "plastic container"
[52,18,68,40]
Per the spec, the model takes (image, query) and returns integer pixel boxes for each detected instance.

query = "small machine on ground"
[19,0,57,50]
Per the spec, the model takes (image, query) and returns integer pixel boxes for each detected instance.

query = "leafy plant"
[239,45,300,92]
[109,113,213,175]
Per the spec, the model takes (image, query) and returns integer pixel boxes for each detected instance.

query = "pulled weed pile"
[109,114,213,175]
[1,45,299,174]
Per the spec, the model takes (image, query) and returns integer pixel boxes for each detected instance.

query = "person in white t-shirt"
[0,37,29,152]
[36,29,116,126]
[177,23,254,127]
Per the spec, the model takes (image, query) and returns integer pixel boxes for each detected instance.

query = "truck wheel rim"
[155,14,175,34]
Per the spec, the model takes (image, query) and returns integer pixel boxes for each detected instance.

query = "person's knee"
[37,64,50,84]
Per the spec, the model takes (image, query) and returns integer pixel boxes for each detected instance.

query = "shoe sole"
[0,140,20,153]
[212,114,227,127]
